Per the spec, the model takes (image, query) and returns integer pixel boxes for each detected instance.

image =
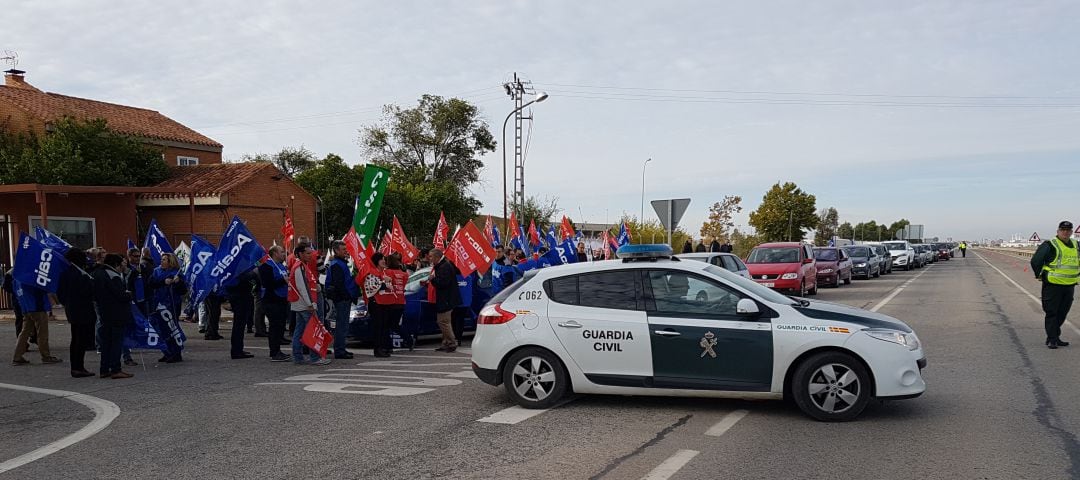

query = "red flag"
[508,212,520,240]
[446,221,497,276]
[560,216,576,240]
[301,313,332,358]
[281,209,295,248]
[433,211,450,249]
[528,220,540,247]
[391,216,420,263]
[379,230,393,256]
[483,215,495,246]
[344,227,375,280]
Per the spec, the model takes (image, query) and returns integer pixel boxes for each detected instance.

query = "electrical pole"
[503,73,536,220]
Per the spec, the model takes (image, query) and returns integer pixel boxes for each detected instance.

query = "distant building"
[0,69,315,291]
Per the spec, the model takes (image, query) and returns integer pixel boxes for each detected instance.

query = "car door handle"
[557,321,582,329]
[654,330,681,337]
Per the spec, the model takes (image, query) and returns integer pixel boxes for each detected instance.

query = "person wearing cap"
[1030,221,1079,349]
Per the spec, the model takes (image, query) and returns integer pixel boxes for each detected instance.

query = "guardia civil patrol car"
[471,245,926,421]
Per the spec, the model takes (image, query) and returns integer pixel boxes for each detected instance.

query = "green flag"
[352,164,391,246]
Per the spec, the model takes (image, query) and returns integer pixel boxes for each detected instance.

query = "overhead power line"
[533,82,1080,101]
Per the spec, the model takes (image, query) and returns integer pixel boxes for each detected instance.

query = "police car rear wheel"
[503,348,568,409]
[791,352,871,422]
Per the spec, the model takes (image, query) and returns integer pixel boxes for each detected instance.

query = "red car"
[746,242,818,296]
[813,247,853,288]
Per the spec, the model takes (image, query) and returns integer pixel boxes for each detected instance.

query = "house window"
[28,216,97,250]
[177,156,199,166]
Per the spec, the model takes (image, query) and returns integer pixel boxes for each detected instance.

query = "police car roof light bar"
[617,244,678,262]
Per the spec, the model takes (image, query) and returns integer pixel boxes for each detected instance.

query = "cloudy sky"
[8,1,1080,242]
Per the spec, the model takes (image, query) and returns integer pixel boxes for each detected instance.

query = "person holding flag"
[289,244,330,365]
[372,253,408,357]
[149,253,186,363]
[259,245,292,362]
[427,248,461,353]
[58,248,96,377]
[11,278,61,366]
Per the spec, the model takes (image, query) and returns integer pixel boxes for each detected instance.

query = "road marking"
[0,383,120,474]
[477,399,575,425]
[704,409,749,437]
[641,449,700,480]
[975,251,1080,337]
[870,265,934,312]
[256,360,471,396]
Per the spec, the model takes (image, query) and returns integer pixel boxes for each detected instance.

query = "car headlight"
[780,273,799,279]
[856,263,867,268]
[865,328,920,351]
[818,268,834,273]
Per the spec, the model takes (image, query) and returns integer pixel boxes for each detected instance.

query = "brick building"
[0,69,316,295]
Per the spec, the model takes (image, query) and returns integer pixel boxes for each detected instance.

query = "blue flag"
[517,226,532,256]
[13,233,70,293]
[491,225,502,248]
[127,238,136,251]
[541,248,562,267]
[144,219,174,265]
[151,302,186,351]
[125,303,167,351]
[559,239,579,264]
[34,226,72,255]
[186,234,218,309]
[617,223,632,247]
[208,216,266,289]
[545,226,560,251]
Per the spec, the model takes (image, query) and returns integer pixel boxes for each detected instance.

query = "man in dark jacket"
[323,240,357,359]
[259,245,291,362]
[429,248,461,353]
[92,254,133,379]
[59,248,96,377]
[1030,220,1079,349]
[227,269,259,359]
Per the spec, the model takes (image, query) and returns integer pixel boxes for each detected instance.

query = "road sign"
[1030,232,1041,242]
[651,198,691,245]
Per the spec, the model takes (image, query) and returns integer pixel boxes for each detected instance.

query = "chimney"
[3,69,39,91]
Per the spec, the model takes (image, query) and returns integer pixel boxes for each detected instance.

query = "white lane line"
[975,251,1080,337]
[704,409,749,437]
[870,265,934,312]
[476,399,575,424]
[0,383,121,474]
[641,449,700,480]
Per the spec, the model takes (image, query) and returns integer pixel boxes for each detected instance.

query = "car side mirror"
[737,298,760,316]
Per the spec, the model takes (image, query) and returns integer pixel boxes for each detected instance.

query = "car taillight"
[478,303,517,325]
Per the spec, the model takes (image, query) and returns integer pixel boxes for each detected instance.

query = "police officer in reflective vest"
[1031,221,1079,349]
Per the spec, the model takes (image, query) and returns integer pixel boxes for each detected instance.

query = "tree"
[853,221,880,241]
[837,222,854,240]
[514,195,560,229]
[0,117,168,186]
[813,207,840,246]
[747,182,818,242]
[380,180,481,248]
[730,228,766,259]
[620,215,690,249]
[293,154,364,238]
[699,195,742,242]
[242,146,317,178]
[889,219,911,240]
[360,95,496,185]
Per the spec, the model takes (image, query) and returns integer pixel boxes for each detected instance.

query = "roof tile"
[142,163,274,199]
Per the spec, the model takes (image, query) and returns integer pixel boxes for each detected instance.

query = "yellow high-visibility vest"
[1043,237,1080,286]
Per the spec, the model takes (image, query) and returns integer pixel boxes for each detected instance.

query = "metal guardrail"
[979,247,1035,258]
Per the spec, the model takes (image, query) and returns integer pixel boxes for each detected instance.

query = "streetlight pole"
[640,158,652,223]
[502,92,548,233]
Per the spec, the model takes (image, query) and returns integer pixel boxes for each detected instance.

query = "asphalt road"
[1,249,1078,479]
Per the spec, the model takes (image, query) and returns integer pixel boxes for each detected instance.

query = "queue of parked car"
[679,239,956,297]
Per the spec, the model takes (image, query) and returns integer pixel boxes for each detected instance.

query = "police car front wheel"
[503,348,569,409]
[791,352,872,422]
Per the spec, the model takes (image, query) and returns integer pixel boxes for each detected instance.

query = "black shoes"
[204,334,224,340]
[270,353,290,362]
[373,349,392,358]
[231,352,255,359]
[334,351,354,360]
[1047,338,1070,349]
[1057,338,1070,347]
[159,354,183,363]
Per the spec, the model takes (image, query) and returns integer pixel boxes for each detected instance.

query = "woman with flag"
[372,253,408,357]
[150,253,186,363]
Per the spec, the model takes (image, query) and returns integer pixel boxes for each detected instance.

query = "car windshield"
[814,249,838,261]
[884,242,906,251]
[747,247,799,264]
[843,246,869,257]
[703,264,794,305]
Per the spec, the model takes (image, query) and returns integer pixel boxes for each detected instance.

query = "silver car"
[676,252,752,278]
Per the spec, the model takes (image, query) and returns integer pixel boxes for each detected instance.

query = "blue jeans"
[333,300,352,357]
[292,311,321,363]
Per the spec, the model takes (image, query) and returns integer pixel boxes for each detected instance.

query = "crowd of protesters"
[3,233,462,376]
